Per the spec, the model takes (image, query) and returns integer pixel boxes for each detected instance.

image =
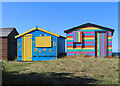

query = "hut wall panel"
[66,27,112,57]
[17,30,58,61]
[107,31,112,57]
[17,37,22,61]
[57,37,65,57]
[0,38,8,60]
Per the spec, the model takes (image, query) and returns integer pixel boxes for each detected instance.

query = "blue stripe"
[108,33,112,35]
[83,33,95,36]
[108,43,112,45]
[67,34,73,36]
[84,43,95,46]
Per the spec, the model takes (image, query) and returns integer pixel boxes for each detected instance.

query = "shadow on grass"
[2,70,98,86]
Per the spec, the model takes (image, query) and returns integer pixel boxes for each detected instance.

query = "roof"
[64,23,114,36]
[0,28,17,37]
[15,27,66,39]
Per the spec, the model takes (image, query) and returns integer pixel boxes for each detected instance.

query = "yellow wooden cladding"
[76,27,103,30]
[108,37,112,39]
[108,47,112,49]
[67,38,73,40]
[83,37,94,40]
[22,34,32,61]
[35,36,52,47]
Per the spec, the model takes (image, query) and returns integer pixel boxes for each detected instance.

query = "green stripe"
[84,40,95,42]
[108,49,112,51]
[67,49,95,52]
[108,39,112,41]
[67,40,73,42]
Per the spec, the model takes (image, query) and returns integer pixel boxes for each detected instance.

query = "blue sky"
[2,2,118,52]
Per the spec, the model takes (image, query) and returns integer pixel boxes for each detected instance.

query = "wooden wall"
[66,26,112,57]
[0,38,8,60]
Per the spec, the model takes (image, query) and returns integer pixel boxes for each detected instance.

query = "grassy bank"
[2,57,118,85]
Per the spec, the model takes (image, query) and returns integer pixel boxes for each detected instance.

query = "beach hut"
[0,28,19,60]
[64,23,114,58]
[15,26,66,61]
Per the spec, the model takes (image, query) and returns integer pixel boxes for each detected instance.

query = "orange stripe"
[67,46,73,48]
[67,36,73,38]
[80,32,82,42]
[85,55,94,57]
[83,36,95,37]
[108,45,112,47]
[75,46,82,48]
[84,46,94,48]
[105,32,107,56]
[108,55,112,58]
[108,35,112,37]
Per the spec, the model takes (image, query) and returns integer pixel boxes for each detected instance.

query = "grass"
[2,56,119,85]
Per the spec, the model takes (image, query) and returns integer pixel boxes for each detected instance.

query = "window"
[35,36,52,47]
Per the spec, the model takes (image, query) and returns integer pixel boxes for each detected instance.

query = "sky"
[2,2,118,52]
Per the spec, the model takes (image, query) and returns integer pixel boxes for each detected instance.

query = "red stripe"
[108,35,111,37]
[67,36,73,38]
[84,46,95,48]
[75,46,82,48]
[83,36,95,37]
[85,55,94,57]
[80,31,82,42]
[108,45,112,47]
[67,46,73,48]
[108,55,112,58]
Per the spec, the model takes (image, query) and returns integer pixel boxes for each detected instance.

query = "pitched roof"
[15,27,66,39]
[64,23,114,36]
[0,28,16,37]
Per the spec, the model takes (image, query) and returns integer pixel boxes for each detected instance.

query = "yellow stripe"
[83,37,95,40]
[15,27,61,38]
[97,32,99,56]
[108,37,112,39]
[15,28,36,38]
[67,48,73,49]
[80,27,103,30]
[38,28,59,37]
[67,38,73,40]
[78,32,80,42]
[108,47,112,49]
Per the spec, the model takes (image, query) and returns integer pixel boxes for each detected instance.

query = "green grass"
[2,56,118,85]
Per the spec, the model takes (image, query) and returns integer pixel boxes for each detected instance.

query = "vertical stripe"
[75,32,76,42]
[80,32,82,42]
[78,32,80,42]
[105,32,107,57]
[73,32,74,42]
[99,33,101,57]
[101,33,103,57]
[77,32,78,42]
[97,32,99,56]
[103,33,105,56]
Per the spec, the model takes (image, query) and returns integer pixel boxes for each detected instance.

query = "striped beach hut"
[15,26,66,61]
[64,23,114,58]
